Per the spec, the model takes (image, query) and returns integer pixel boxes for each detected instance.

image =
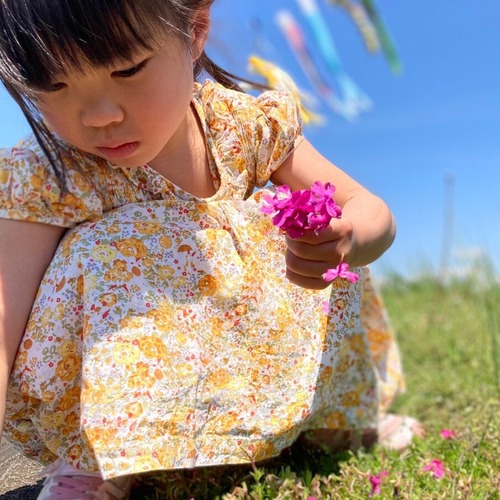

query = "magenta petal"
[307,212,330,232]
[324,199,342,218]
[311,180,335,199]
[440,429,457,440]
[260,204,276,215]
[271,211,287,229]
[287,226,306,238]
[368,471,387,497]
[343,270,360,283]
[275,184,293,198]
[322,268,339,282]
[323,263,359,283]
[422,459,446,478]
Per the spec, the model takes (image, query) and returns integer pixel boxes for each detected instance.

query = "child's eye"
[44,82,67,92]
[113,59,149,78]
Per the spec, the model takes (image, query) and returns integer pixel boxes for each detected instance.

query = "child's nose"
[80,98,125,128]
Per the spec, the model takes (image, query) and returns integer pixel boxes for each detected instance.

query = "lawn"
[133,272,500,499]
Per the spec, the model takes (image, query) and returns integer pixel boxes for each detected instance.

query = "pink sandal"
[37,459,134,499]
[377,413,425,452]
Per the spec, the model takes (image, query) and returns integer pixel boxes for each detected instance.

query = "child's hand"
[284,216,355,289]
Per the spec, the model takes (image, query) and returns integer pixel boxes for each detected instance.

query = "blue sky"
[1,0,499,278]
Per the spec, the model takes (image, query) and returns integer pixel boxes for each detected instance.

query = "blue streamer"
[297,0,372,117]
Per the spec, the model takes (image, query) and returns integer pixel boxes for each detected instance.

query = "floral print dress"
[0,81,404,479]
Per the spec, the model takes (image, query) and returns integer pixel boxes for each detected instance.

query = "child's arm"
[0,219,65,438]
[270,138,396,290]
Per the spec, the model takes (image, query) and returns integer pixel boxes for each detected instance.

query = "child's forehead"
[1,4,183,91]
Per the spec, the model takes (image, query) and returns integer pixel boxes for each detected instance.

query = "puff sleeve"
[0,143,103,227]
[252,90,304,187]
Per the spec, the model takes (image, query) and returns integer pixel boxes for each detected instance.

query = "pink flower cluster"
[439,428,457,440]
[421,459,447,479]
[260,181,342,238]
[322,262,359,284]
[369,470,388,497]
[366,428,455,496]
[261,181,358,286]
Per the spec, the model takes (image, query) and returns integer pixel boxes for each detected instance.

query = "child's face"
[34,34,198,168]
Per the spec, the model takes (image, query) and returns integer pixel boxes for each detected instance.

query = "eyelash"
[47,82,67,92]
[42,59,149,92]
[113,59,149,78]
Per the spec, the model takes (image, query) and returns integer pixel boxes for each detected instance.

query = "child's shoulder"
[194,79,302,128]
[0,136,104,227]
[193,80,304,189]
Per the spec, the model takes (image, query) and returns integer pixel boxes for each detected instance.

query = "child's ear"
[190,7,210,61]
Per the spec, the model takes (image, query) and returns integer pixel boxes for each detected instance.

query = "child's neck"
[147,104,216,198]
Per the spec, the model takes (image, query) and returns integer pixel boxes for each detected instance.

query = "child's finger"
[286,237,341,261]
[285,224,340,244]
[285,249,332,278]
[285,268,331,290]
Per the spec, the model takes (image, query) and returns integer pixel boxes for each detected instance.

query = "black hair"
[0,0,243,188]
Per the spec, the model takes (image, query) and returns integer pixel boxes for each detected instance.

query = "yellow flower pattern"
[1,81,404,479]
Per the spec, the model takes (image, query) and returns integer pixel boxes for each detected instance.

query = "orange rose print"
[64,411,80,431]
[67,444,83,461]
[341,391,360,407]
[128,362,155,389]
[116,238,148,258]
[138,335,168,359]
[58,340,78,357]
[99,292,118,307]
[133,221,161,234]
[206,368,232,389]
[146,303,175,331]
[111,343,140,365]
[247,441,277,462]
[367,329,391,344]
[318,365,333,384]
[76,275,84,295]
[124,402,144,418]
[349,333,366,354]
[198,274,219,296]
[325,411,347,429]
[40,412,65,430]
[57,385,81,411]
[119,316,145,331]
[159,236,172,249]
[104,260,134,282]
[55,354,81,382]
[0,167,9,184]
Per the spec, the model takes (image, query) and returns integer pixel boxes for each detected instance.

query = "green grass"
[132,274,500,499]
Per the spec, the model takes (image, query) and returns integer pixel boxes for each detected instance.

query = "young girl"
[0,0,415,497]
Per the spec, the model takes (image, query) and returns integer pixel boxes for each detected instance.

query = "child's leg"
[297,414,424,454]
[297,427,378,453]
[298,270,423,454]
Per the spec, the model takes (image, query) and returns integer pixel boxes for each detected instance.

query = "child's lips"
[96,141,139,160]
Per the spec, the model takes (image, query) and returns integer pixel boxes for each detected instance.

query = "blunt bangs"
[0,0,188,91]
